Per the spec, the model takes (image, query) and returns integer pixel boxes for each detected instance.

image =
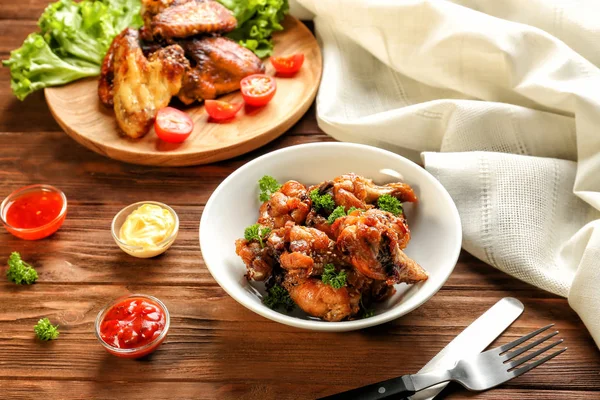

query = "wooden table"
[1,4,599,400]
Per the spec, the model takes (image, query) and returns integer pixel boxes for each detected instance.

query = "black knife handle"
[318,375,416,400]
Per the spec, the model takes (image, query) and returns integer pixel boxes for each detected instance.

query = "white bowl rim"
[199,142,462,331]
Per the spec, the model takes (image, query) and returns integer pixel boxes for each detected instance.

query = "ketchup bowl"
[1,184,67,240]
[95,294,170,359]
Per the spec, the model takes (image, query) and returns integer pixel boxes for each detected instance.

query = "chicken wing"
[98,29,122,108]
[283,275,360,322]
[141,0,189,27]
[151,0,237,39]
[310,173,418,211]
[267,222,342,277]
[177,36,265,104]
[258,180,311,229]
[110,28,189,138]
[235,239,275,281]
[333,209,428,285]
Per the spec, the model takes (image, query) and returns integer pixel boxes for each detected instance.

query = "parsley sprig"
[326,206,364,224]
[360,297,375,319]
[263,285,295,311]
[377,194,403,216]
[326,206,346,224]
[244,224,272,248]
[34,318,59,341]
[258,175,281,202]
[321,264,347,289]
[7,252,38,285]
[310,189,335,213]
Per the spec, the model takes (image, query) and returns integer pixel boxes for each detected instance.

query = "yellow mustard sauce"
[119,204,175,250]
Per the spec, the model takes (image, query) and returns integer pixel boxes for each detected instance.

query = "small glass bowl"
[95,294,170,359]
[1,184,67,240]
[111,201,179,258]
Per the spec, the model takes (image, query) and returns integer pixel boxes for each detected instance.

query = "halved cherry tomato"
[155,107,194,143]
[240,74,277,107]
[270,53,304,75]
[205,100,243,121]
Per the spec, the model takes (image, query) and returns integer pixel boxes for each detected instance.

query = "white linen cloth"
[292,0,600,348]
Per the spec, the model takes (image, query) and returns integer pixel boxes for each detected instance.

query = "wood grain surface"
[44,16,322,167]
[1,4,599,399]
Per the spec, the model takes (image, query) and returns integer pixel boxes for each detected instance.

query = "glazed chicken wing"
[333,209,428,285]
[177,37,265,104]
[267,222,342,277]
[108,28,189,138]
[311,173,418,211]
[235,239,275,281]
[283,275,360,322]
[258,180,311,229]
[151,0,237,39]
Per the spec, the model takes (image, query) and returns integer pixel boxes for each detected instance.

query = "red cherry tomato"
[205,100,243,121]
[240,74,277,107]
[154,107,194,143]
[270,53,305,75]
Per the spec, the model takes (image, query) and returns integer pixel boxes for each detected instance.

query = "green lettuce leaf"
[218,0,289,58]
[2,0,142,100]
[3,33,99,101]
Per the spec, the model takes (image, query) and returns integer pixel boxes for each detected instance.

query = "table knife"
[409,297,524,400]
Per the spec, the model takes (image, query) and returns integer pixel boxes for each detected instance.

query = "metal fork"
[320,324,566,400]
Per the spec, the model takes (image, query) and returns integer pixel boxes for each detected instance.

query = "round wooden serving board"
[45,17,322,167]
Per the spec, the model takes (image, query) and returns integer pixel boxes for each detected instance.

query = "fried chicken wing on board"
[98,29,125,108]
[140,0,192,41]
[141,0,188,26]
[283,275,360,322]
[177,37,265,104]
[107,28,189,138]
[332,209,428,285]
[258,181,311,229]
[151,0,237,39]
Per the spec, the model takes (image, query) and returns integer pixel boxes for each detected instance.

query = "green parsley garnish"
[34,318,59,341]
[7,252,38,285]
[360,297,375,318]
[263,285,295,311]
[321,264,347,289]
[327,206,364,224]
[310,189,336,213]
[377,194,403,216]
[258,175,281,202]
[327,206,346,224]
[244,224,272,248]
[363,308,375,318]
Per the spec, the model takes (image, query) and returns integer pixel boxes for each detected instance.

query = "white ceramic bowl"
[200,143,462,331]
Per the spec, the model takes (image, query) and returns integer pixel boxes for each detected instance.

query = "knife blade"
[409,297,524,400]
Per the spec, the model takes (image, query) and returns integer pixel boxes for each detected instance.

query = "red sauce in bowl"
[1,185,67,240]
[97,296,168,358]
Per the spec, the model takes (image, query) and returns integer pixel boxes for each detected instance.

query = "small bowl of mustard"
[111,201,179,258]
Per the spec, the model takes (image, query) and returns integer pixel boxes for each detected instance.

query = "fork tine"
[510,347,567,378]
[507,339,564,369]
[500,324,554,352]
[503,331,559,361]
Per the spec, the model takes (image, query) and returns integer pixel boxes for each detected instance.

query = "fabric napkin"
[291,0,600,349]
